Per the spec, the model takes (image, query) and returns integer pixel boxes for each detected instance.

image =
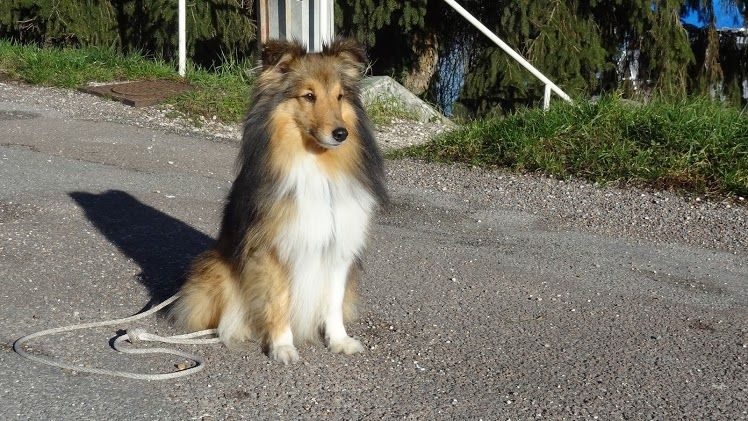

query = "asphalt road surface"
[0,97,746,420]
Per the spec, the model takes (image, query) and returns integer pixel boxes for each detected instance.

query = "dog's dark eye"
[303,93,316,102]
[337,94,343,101]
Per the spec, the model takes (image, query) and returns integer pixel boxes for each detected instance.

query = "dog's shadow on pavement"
[69,190,213,306]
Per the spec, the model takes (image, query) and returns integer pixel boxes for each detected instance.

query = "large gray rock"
[361,76,453,125]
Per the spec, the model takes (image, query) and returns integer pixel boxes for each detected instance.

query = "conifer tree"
[335,0,438,87]
[0,0,256,67]
[457,1,615,112]
[457,0,697,112]
[641,0,695,98]
[685,0,724,97]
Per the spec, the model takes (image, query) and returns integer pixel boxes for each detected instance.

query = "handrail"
[442,0,572,109]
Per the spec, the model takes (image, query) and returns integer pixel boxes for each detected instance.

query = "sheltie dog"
[172,38,387,364]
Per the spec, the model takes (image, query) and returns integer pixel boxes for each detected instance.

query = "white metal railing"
[442,0,572,110]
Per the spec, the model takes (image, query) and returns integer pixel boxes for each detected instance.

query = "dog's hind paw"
[328,336,365,355]
[270,344,300,364]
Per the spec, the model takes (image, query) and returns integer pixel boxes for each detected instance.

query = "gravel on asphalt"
[1,80,746,420]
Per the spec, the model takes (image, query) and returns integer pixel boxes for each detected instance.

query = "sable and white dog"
[172,38,387,364]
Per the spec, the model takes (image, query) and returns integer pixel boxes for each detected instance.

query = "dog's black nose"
[332,127,348,142]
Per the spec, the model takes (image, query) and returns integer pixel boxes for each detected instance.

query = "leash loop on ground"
[13,294,220,381]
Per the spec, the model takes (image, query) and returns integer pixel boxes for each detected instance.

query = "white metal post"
[309,1,318,52]
[301,0,310,50]
[543,84,552,110]
[178,0,187,77]
[318,0,334,50]
[442,0,572,105]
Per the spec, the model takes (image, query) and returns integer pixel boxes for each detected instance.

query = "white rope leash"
[13,294,221,381]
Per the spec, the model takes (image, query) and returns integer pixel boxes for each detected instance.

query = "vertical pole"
[318,0,333,48]
[543,84,552,111]
[301,0,310,51]
[178,0,186,77]
[258,0,269,44]
[312,0,320,52]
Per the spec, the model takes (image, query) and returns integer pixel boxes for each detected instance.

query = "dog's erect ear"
[262,39,306,72]
[324,38,367,78]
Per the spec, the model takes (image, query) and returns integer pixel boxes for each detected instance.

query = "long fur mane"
[218,39,387,262]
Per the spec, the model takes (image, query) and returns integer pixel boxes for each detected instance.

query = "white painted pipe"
[178,0,187,77]
[301,0,310,51]
[442,0,572,103]
[319,0,333,49]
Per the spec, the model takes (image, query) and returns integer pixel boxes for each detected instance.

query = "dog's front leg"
[264,284,299,364]
[268,325,299,364]
[324,261,365,354]
[246,251,300,364]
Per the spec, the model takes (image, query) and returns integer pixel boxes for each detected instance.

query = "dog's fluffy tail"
[171,250,251,343]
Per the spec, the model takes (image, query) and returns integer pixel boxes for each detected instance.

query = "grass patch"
[0,41,422,126]
[396,96,748,197]
[168,60,255,123]
[0,40,253,123]
[0,40,175,87]
[365,94,422,126]
[0,41,428,126]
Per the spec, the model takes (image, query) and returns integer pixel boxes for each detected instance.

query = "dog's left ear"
[324,38,367,78]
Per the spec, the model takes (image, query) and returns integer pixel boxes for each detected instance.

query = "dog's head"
[258,38,367,150]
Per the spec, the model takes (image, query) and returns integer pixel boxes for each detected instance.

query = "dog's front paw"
[270,344,300,364]
[328,336,365,355]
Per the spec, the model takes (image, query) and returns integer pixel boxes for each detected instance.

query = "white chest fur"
[274,156,375,263]
[273,156,376,340]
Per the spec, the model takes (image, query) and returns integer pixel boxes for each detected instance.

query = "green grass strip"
[169,60,255,124]
[0,40,175,87]
[0,41,420,126]
[395,96,748,197]
[0,40,254,123]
